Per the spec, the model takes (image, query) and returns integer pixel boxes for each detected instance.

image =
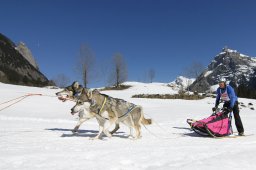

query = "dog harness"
[98,97,107,115]
[96,96,137,120]
[118,104,137,120]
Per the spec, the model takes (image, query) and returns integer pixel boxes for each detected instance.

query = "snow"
[240,53,249,58]
[204,70,213,77]
[251,57,256,62]
[121,81,178,96]
[225,49,238,53]
[1,82,256,170]
[209,84,219,93]
[238,65,250,73]
[249,57,256,67]
[168,76,195,91]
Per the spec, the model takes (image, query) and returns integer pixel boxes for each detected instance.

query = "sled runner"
[213,133,253,139]
[187,108,233,137]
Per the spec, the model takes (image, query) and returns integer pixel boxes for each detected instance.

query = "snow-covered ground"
[0,82,256,170]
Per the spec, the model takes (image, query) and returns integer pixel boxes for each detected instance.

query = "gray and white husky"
[71,100,117,139]
[78,89,152,139]
[56,88,120,135]
[56,89,87,132]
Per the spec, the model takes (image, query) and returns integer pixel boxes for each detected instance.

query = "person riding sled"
[212,77,244,136]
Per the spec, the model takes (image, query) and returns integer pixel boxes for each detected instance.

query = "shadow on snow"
[45,128,129,139]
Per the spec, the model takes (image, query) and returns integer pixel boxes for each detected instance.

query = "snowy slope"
[106,81,178,100]
[0,82,256,170]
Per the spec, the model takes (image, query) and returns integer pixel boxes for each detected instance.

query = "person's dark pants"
[223,101,244,133]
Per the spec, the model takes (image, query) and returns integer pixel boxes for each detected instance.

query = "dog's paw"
[128,136,138,140]
[71,129,78,133]
[89,136,102,140]
[103,131,112,138]
[129,135,141,140]
[106,134,112,138]
[128,135,134,139]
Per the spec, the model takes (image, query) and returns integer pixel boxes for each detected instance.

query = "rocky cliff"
[0,33,52,87]
[190,47,256,98]
[16,42,39,70]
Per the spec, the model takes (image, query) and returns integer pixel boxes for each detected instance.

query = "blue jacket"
[215,85,238,108]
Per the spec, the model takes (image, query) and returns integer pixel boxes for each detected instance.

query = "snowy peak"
[190,48,256,98]
[207,48,256,84]
[168,76,195,91]
[209,47,256,72]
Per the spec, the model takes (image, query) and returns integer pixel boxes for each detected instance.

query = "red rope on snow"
[0,93,43,112]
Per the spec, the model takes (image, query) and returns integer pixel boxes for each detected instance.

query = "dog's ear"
[79,93,88,102]
[77,100,83,105]
[79,88,90,101]
[93,89,100,94]
[81,88,88,94]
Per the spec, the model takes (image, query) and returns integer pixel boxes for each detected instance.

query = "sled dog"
[56,89,86,132]
[56,89,120,134]
[78,89,152,139]
[71,100,117,139]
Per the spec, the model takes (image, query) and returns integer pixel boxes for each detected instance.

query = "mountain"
[190,47,256,98]
[168,76,195,91]
[0,33,52,87]
[15,42,39,70]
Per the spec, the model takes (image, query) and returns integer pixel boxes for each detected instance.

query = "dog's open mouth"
[71,111,78,115]
[58,96,65,100]
[70,110,78,115]
[58,95,69,101]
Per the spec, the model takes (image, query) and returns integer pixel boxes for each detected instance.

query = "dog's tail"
[140,111,152,125]
[135,106,152,125]
[141,116,152,125]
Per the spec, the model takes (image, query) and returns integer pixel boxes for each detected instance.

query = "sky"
[1,0,256,88]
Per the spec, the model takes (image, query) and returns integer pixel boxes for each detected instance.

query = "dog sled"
[187,108,233,138]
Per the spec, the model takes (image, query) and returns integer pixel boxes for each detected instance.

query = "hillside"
[190,48,256,98]
[0,33,52,87]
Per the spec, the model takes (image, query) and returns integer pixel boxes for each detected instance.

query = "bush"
[237,84,256,99]
[132,94,205,100]
[101,85,131,91]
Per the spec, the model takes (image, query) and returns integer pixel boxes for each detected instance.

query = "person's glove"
[223,107,232,114]
[228,107,233,112]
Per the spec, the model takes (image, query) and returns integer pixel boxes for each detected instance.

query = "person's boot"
[238,132,244,136]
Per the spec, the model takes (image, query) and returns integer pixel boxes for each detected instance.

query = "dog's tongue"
[58,96,66,100]
[71,111,78,115]
[58,95,69,99]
